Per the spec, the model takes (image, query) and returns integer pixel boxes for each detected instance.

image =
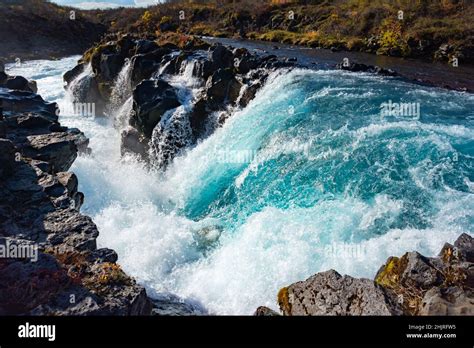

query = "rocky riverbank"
[256,233,473,316]
[0,63,152,315]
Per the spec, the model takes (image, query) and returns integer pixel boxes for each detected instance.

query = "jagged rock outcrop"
[130,79,181,138]
[277,270,402,316]
[64,36,295,168]
[0,73,153,315]
[265,233,473,316]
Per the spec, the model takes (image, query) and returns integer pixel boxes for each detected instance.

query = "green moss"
[374,255,408,289]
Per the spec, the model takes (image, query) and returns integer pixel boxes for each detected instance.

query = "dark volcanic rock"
[150,295,206,316]
[0,89,58,117]
[3,75,36,93]
[23,131,88,172]
[210,44,234,70]
[63,63,85,86]
[100,53,125,82]
[206,68,242,105]
[0,74,152,316]
[336,60,397,76]
[130,79,181,138]
[0,138,16,179]
[131,48,171,86]
[420,286,473,315]
[134,39,159,55]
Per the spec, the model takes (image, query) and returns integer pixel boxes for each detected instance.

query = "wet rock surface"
[267,234,473,316]
[0,73,152,315]
[65,37,294,168]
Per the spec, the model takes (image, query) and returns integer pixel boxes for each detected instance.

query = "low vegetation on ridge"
[1,0,473,64]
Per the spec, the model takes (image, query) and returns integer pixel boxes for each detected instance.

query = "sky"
[49,0,158,9]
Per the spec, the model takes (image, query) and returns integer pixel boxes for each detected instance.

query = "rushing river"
[6,51,474,314]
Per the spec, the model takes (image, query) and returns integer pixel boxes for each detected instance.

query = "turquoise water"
[8,59,474,314]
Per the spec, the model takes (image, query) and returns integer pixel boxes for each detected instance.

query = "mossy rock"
[277,286,292,316]
[375,255,408,289]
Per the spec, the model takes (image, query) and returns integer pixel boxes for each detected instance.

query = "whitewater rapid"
[7,56,474,314]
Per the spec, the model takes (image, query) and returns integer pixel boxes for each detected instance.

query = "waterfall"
[110,58,133,109]
[11,55,473,315]
[115,96,133,130]
[107,59,134,129]
[149,59,204,167]
[66,63,93,104]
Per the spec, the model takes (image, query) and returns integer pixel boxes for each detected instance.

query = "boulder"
[420,287,473,315]
[189,97,210,139]
[206,68,242,105]
[4,76,35,93]
[254,306,280,316]
[130,79,180,138]
[131,48,172,85]
[278,270,401,316]
[99,53,125,82]
[63,63,85,86]
[134,39,159,55]
[375,252,443,291]
[210,44,234,69]
[120,126,150,159]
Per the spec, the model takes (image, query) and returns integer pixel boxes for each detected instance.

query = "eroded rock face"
[278,270,401,316]
[64,35,296,166]
[0,76,152,316]
[130,79,181,138]
[267,233,473,316]
[206,68,243,105]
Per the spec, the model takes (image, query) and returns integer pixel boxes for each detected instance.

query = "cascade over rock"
[63,34,296,167]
